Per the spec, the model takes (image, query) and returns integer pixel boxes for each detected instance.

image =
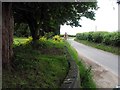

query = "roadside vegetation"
[3,36,69,88]
[60,35,76,37]
[65,41,96,88]
[75,31,120,55]
[3,35,97,88]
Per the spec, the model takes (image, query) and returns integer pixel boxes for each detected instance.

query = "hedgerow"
[76,31,120,47]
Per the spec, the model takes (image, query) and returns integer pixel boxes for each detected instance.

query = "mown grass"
[65,41,96,89]
[3,37,69,88]
[75,39,120,55]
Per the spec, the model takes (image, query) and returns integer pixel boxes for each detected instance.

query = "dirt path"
[78,55,118,88]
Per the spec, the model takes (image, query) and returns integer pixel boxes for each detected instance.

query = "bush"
[52,35,63,42]
[76,33,86,40]
[14,23,30,37]
[76,32,94,41]
[92,32,106,43]
[76,31,119,47]
[39,36,47,42]
[103,33,112,45]
[110,32,120,47]
[86,32,94,42]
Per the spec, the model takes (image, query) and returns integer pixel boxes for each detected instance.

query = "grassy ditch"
[75,39,120,55]
[3,37,69,88]
[65,41,96,88]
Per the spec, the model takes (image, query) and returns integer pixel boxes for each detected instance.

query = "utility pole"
[95,25,97,32]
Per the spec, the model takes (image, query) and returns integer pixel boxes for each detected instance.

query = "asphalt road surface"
[67,38,119,77]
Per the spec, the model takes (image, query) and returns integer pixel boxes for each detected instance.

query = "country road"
[67,38,119,88]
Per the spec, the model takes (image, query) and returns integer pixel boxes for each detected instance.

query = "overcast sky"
[60,0,118,35]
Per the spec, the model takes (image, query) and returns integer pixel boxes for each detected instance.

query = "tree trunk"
[57,25,60,35]
[54,25,60,35]
[28,22,39,42]
[2,3,14,69]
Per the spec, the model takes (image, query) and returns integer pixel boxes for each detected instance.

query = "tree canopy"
[2,2,98,69]
[12,2,98,41]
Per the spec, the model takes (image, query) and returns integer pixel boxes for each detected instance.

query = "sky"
[60,0,118,35]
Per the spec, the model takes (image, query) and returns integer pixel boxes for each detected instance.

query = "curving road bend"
[67,38,119,77]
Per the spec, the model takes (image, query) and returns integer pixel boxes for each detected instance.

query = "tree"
[14,23,30,37]
[2,2,98,69]
[2,3,14,69]
[12,2,98,41]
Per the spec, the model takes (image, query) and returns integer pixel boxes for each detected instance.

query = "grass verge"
[13,37,29,45]
[3,37,69,88]
[75,39,120,55]
[65,41,96,88]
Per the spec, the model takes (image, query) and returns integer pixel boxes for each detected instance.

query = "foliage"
[76,31,120,47]
[12,2,98,41]
[76,33,87,40]
[52,35,63,42]
[28,36,33,41]
[102,32,111,45]
[3,37,69,88]
[86,32,94,42]
[109,32,120,46]
[92,32,105,43]
[39,36,47,42]
[14,23,30,37]
[13,37,29,46]
[60,35,76,37]
[68,35,76,37]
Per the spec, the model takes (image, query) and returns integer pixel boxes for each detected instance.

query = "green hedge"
[76,31,120,47]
